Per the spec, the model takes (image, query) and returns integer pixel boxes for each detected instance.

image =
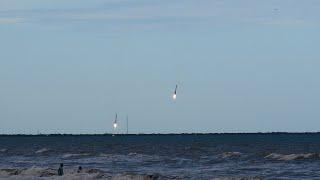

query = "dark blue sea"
[1,133,320,179]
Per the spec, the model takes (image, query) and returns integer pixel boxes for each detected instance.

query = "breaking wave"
[2,134,320,179]
[62,153,90,158]
[99,152,162,162]
[35,148,50,154]
[0,148,7,153]
[0,167,106,179]
[0,167,55,177]
[112,172,163,180]
[0,167,167,180]
[265,153,320,161]
[221,152,242,158]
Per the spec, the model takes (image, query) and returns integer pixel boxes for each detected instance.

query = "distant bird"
[172,85,178,100]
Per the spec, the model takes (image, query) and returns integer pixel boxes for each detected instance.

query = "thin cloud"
[0,17,24,24]
[0,0,319,28]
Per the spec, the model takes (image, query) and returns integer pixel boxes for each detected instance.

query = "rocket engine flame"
[113,123,117,129]
[173,93,177,100]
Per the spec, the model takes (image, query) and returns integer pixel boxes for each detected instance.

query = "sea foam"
[0,149,7,153]
[62,153,90,158]
[35,148,50,154]
[265,153,319,161]
[0,167,106,179]
[221,152,242,158]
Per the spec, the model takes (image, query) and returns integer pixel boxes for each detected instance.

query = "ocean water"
[1,134,320,179]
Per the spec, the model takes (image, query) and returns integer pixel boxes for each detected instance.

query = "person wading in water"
[58,163,64,176]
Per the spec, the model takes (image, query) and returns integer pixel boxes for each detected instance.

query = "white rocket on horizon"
[113,114,118,130]
[172,85,178,100]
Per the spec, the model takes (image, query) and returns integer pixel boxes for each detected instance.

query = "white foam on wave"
[0,167,55,178]
[20,167,55,176]
[112,172,160,180]
[62,153,90,158]
[128,152,161,160]
[35,148,50,154]
[0,169,21,176]
[99,152,162,162]
[221,152,242,158]
[0,149,7,153]
[57,172,105,180]
[128,152,139,156]
[0,167,107,179]
[213,176,264,180]
[265,153,320,161]
[99,153,111,157]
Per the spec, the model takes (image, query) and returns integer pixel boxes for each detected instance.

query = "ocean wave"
[35,148,50,154]
[99,153,162,162]
[0,169,22,176]
[0,167,55,177]
[99,153,112,157]
[0,167,106,179]
[265,153,319,161]
[213,176,264,180]
[20,167,56,176]
[0,149,7,153]
[112,172,163,180]
[127,152,159,159]
[60,172,106,180]
[128,152,138,156]
[221,152,242,158]
[127,152,164,163]
[62,153,90,158]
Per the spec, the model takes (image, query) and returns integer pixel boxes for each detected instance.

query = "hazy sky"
[1,0,320,134]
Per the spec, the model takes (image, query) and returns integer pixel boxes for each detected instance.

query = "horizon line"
[1,132,320,136]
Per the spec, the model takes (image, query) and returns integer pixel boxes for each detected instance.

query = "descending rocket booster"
[172,85,178,100]
[113,114,118,129]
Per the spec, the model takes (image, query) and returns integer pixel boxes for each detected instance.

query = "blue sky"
[1,0,320,134]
